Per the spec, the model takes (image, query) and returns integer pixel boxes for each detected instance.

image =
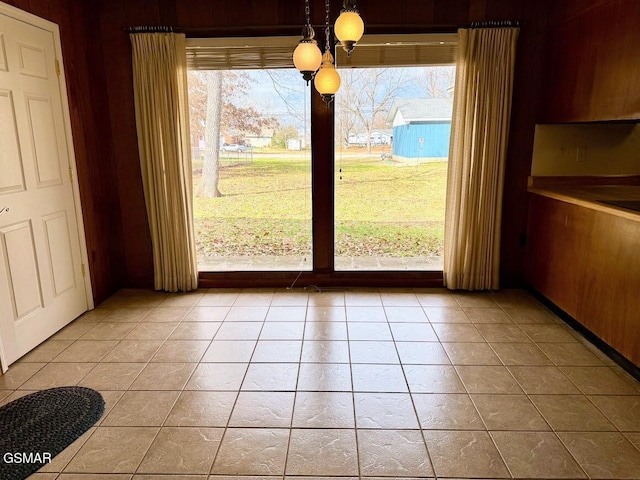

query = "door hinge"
[81,263,86,277]
[68,166,73,182]
[55,59,61,76]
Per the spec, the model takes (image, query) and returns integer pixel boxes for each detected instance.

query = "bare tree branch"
[415,66,456,98]
[338,68,413,153]
[264,69,305,124]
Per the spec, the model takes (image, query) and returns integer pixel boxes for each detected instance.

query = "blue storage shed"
[387,98,453,163]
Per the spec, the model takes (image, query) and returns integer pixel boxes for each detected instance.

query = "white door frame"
[0,2,94,370]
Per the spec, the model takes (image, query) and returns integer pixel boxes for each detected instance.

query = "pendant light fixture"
[293,0,323,84]
[334,0,364,56]
[314,0,341,106]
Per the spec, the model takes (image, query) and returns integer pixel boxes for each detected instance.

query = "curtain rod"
[124,25,317,35]
[124,21,519,35]
[468,20,521,28]
[125,25,174,33]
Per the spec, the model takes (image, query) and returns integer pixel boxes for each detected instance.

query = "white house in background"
[245,128,275,148]
[347,129,393,146]
[372,129,393,145]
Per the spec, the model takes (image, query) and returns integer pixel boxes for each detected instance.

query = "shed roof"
[387,98,453,124]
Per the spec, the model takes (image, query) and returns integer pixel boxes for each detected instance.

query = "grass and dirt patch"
[193,154,447,258]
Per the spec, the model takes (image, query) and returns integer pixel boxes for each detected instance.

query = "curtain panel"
[444,27,519,290]
[130,33,198,292]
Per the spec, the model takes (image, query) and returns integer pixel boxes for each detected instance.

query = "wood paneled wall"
[2,0,125,304]
[3,0,546,296]
[538,0,640,122]
[93,0,543,289]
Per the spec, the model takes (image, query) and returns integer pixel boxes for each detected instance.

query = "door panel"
[25,95,62,186]
[0,33,7,71]
[42,211,75,297]
[0,8,87,370]
[0,90,25,194]
[17,42,47,78]
[0,220,43,319]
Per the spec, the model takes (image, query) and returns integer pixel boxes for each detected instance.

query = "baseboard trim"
[198,270,444,289]
[527,287,640,382]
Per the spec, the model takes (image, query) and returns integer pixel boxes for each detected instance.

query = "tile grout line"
[52,306,141,474]
[479,297,596,479]
[553,429,598,479]
[345,293,362,480]
[280,292,309,479]
[61,295,192,476]
[206,289,272,476]
[456,294,527,480]
[8,288,640,478]
[384,291,440,480]
[129,293,213,477]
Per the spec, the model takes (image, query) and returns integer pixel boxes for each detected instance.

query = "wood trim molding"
[528,175,640,188]
[529,287,640,380]
[198,271,444,289]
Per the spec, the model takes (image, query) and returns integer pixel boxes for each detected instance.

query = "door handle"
[0,207,9,214]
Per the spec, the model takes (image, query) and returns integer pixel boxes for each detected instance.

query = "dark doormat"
[0,386,104,480]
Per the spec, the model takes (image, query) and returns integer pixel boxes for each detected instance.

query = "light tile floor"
[2,288,640,479]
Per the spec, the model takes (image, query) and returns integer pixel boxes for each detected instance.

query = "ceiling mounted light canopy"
[334,0,364,56]
[293,0,322,83]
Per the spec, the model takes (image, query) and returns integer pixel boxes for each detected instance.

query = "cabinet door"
[525,195,594,319]
[579,211,640,364]
[538,0,640,122]
[526,194,640,366]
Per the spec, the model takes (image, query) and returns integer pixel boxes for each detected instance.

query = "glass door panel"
[334,66,454,271]
[188,69,312,271]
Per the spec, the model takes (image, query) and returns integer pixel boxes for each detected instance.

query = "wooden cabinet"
[525,194,640,366]
[537,0,640,123]
[525,195,594,318]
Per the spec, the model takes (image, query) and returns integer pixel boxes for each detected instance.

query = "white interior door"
[0,5,90,371]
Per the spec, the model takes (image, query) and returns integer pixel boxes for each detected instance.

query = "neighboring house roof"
[372,128,393,137]
[244,127,276,138]
[349,129,393,139]
[387,98,453,124]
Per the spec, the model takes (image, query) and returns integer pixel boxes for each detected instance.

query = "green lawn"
[193,155,447,258]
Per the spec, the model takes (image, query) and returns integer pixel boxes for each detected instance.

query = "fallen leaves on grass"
[193,155,446,258]
[195,218,443,257]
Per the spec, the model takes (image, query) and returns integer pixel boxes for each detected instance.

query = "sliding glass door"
[186,34,456,280]
[188,69,313,271]
[334,66,454,271]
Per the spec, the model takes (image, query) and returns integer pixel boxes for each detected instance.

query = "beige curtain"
[444,27,519,291]
[130,33,198,292]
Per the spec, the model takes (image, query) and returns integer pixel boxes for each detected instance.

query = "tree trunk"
[198,70,223,198]
[366,96,374,154]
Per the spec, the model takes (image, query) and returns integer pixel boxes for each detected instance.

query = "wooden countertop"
[527,176,640,222]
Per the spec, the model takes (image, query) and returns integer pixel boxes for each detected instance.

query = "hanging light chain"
[305,0,311,25]
[314,0,340,106]
[294,0,322,83]
[324,0,331,52]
